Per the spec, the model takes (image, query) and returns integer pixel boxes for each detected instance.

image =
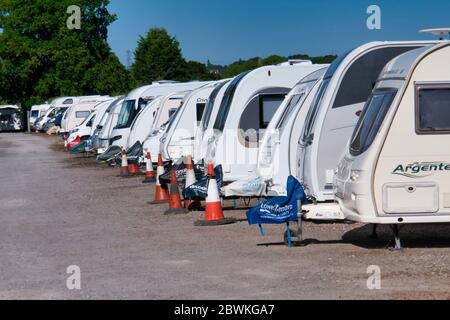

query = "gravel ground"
[0,133,448,300]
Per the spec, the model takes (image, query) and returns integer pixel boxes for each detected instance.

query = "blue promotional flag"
[246,176,307,225]
[183,165,224,199]
[246,176,308,247]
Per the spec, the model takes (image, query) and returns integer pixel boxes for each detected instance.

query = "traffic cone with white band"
[143,152,156,183]
[119,150,132,177]
[194,162,236,226]
[164,168,189,215]
[184,155,201,210]
[148,153,170,204]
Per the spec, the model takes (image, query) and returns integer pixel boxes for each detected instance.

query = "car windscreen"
[349,89,397,156]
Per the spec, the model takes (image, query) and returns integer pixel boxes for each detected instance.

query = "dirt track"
[0,133,448,300]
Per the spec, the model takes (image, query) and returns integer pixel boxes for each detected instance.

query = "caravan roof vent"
[419,28,450,40]
[278,59,312,66]
[152,80,179,85]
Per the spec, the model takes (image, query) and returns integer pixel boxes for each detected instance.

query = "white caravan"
[89,99,117,137]
[336,43,450,236]
[35,97,77,130]
[94,98,125,154]
[141,91,191,162]
[61,97,111,134]
[194,80,231,163]
[205,62,327,183]
[66,111,98,150]
[295,41,437,220]
[161,81,227,162]
[253,66,329,197]
[29,104,50,126]
[110,81,210,149]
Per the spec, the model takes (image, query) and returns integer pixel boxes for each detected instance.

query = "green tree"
[261,55,287,66]
[131,28,188,84]
[0,0,131,108]
[185,60,219,81]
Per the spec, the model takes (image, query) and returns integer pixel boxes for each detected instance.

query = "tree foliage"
[0,0,132,108]
[214,54,337,78]
[131,28,218,85]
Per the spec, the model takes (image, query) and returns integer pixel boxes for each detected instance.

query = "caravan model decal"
[392,162,450,178]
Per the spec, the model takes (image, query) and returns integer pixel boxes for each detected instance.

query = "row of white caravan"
[57,38,450,243]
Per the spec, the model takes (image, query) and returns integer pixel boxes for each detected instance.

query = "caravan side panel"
[374,47,450,218]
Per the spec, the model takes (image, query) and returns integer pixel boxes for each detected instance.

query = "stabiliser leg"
[389,224,403,251]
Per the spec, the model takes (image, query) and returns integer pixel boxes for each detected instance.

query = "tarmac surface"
[0,133,449,300]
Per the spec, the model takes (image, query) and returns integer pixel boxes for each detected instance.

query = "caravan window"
[259,94,286,129]
[63,99,73,105]
[214,71,250,132]
[333,46,419,109]
[201,81,229,131]
[196,103,206,123]
[86,115,96,127]
[302,79,330,143]
[116,100,136,129]
[75,111,91,119]
[416,84,450,134]
[276,93,304,132]
[31,111,39,118]
[0,114,11,122]
[350,89,397,156]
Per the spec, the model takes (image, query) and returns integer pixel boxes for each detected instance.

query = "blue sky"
[107,0,450,66]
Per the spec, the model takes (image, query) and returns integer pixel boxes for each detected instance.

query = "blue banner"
[246,176,307,225]
[183,165,224,199]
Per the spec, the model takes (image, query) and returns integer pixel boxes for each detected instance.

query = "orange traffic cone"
[164,169,189,215]
[148,153,170,205]
[184,155,201,210]
[128,161,139,175]
[118,151,132,177]
[194,162,236,226]
[143,152,156,183]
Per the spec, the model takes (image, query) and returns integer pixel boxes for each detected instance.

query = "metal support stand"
[389,225,402,251]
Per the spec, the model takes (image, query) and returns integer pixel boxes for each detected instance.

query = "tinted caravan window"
[259,95,286,129]
[201,81,229,131]
[63,99,73,105]
[214,71,250,131]
[31,111,39,118]
[350,89,397,156]
[116,100,135,129]
[196,103,206,123]
[239,91,289,134]
[75,111,91,119]
[333,46,419,109]
[416,84,450,134]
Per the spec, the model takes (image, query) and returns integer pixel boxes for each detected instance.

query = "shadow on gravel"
[257,223,450,249]
[343,223,450,250]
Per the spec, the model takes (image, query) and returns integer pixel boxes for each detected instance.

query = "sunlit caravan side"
[110,81,210,149]
[161,81,227,162]
[193,80,231,163]
[93,97,125,154]
[255,67,329,196]
[336,43,450,233]
[296,41,436,220]
[142,91,191,162]
[207,62,326,183]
